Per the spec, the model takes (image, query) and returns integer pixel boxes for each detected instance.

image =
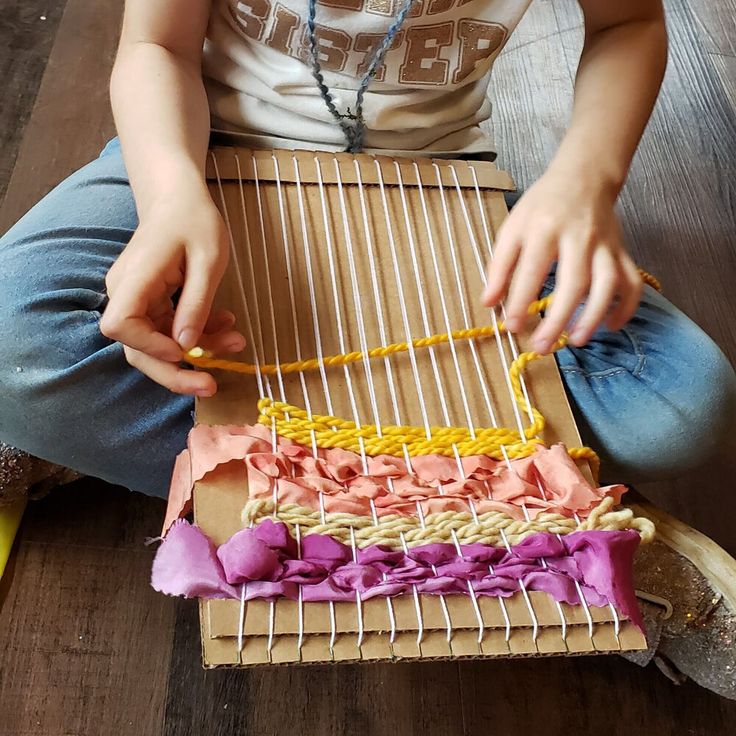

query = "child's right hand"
[100,184,245,396]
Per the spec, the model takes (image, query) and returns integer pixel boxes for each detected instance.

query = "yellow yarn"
[242,497,656,548]
[253,329,600,468]
[639,269,662,292]
[185,269,660,378]
[185,296,552,377]
[184,271,661,472]
[256,396,599,469]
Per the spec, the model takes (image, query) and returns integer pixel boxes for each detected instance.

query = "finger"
[204,309,236,334]
[105,228,166,296]
[154,312,175,342]
[105,261,122,294]
[125,347,217,396]
[531,244,590,353]
[172,249,227,349]
[568,250,619,346]
[198,328,247,354]
[149,296,175,325]
[503,241,555,332]
[607,257,644,331]
[482,225,521,307]
[101,285,182,362]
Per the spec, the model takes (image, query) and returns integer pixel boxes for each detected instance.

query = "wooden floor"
[1,0,735,733]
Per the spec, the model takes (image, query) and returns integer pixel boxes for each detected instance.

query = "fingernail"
[195,387,214,398]
[224,338,246,352]
[533,338,551,353]
[505,317,520,332]
[178,329,199,350]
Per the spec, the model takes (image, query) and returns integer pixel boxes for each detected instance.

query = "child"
[1,0,733,492]
[0,0,735,694]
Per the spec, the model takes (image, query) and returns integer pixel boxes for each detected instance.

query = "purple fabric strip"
[151,519,643,630]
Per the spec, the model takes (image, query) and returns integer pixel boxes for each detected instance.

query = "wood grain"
[0,0,121,234]
[0,1,64,205]
[0,481,175,736]
[458,655,735,735]
[685,1,736,152]
[165,598,467,736]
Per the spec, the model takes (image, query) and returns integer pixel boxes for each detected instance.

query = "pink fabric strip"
[151,520,643,631]
[162,424,625,534]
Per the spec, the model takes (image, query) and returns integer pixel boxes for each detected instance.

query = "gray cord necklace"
[306,0,417,153]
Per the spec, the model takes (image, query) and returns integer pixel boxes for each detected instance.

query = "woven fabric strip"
[151,519,643,630]
[164,423,629,536]
[242,434,628,520]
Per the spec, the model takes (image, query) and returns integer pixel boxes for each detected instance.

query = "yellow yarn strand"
[184,270,660,377]
[639,269,662,292]
[185,296,552,376]
[254,330,600,468]
[255,394,599,468]
[185,299,599,468]
[242,497,656,548]
[184,272,661,471]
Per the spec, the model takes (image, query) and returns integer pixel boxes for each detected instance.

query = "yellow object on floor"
[0,498,26,579]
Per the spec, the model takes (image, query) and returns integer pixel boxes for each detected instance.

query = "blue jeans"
[1,140,734,497]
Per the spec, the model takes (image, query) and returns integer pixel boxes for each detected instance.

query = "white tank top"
[203,0,531,155]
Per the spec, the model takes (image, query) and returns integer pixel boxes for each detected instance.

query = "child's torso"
[204,0,531,154]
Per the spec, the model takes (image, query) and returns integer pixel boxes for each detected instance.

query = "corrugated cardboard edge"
[205,147,517,191]
[200,614,646,669]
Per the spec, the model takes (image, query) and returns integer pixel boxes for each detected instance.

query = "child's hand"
[100,184,245,395]
[481,169,643,353]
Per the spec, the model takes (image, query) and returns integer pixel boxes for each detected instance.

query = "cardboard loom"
[193,148,647,666]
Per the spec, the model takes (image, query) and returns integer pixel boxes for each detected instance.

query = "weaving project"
[153,148,653,665]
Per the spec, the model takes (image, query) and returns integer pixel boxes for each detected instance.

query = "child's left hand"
[481,168,643,353]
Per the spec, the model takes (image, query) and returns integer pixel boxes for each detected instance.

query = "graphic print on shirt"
[226,0,510,86]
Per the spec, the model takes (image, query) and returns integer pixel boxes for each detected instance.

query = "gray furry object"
[0,443,80,506]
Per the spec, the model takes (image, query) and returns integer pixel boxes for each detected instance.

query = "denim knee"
[658,335,736,471]
[0,148,132,423]
[0,234,109,440]
[0,254,42,434]
[580,331,736,483]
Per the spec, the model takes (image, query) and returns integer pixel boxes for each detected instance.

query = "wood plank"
[707,53,736,113]
[685,0,736,120]
[0,481,175,736]
[490,0,575,185]
[550,0,736,362]
[0,0,66,205]
[0,0,122,234]
[459,656,736,734]
[686,0,736,55]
